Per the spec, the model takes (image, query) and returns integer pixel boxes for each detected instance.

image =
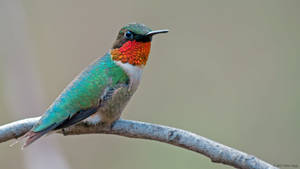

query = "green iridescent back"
[33,53,129,132]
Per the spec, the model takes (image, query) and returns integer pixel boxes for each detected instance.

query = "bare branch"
[0,117,277,169]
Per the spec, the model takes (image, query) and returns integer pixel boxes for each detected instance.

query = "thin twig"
[0,117,277,169]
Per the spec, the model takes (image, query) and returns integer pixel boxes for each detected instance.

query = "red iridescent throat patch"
[111,40,151,66]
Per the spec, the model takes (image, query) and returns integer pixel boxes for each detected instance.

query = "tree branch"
[0,117,276,169]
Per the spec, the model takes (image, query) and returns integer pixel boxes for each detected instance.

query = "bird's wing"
[22,53,129,148]
[55,107,98,129]
[22,83,130,148]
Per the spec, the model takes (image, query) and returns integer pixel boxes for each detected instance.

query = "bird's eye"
[124,31,134,39]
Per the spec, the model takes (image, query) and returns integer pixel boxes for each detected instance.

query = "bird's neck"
[111,40,151,66]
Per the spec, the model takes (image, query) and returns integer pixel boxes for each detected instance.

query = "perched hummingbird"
[21,23,168,148]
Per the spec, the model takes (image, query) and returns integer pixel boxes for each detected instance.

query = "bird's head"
[111,23,168,66]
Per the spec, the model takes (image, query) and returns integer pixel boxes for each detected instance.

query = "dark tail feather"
[22,108,97,148]
[22,131,44,149]
[22,123,59,149]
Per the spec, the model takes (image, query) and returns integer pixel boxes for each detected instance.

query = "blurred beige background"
[0,0,299,169]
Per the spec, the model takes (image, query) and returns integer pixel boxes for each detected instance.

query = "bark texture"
[0,117,277,169]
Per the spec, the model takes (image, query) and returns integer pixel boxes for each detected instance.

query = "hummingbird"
[21,23,168,148]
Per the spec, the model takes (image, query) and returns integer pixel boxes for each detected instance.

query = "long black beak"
[146,29,169,36]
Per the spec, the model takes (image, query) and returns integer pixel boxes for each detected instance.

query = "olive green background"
[0,0,299,169]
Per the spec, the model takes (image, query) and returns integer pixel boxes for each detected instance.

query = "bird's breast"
[115,61,143,93]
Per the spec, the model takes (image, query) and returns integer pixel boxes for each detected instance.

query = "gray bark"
[0,117,277,169]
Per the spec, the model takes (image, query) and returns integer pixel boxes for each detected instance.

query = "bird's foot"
[98,118,119,131]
